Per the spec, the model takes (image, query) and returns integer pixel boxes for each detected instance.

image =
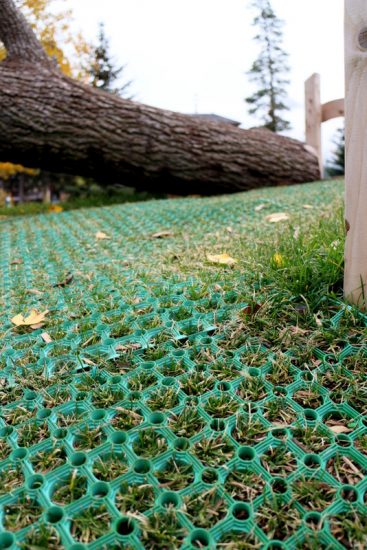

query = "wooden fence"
[305,73,344,177]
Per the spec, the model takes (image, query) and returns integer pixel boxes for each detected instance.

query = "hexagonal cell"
[295,534,333,550]
[231,415,268,446]
[73,425,107,451]
[323,410,357,434]
[345,386,367,415]
[56,406,88,427]
[146,387,180,411]
[116,482,156,514]
[239,348,270,369]
[19,525,63,550]
[159,359,186,377]
[75,372,107,393]
[237,374,267,402]
[291,387,324,409]
[342,353,367,377]
[3,494,42,531]
[17,421,49,447]
[111,406,143,431]
[224,469,265,501]
[91,387,125,407]
[326,452,367,485]
[127,371,157,391]
[353,434,367,455]
[329,510,367,549]
[208,358,242,381]
[263,398,297,424]
[168,407,206,438]
[256,499,302,541]
[217,531,261,549]
[92,451,128,481]
[0,464,24,496]
[132,429,168,458]
[30,445,67,473]
[183,489,227,529]
[180,371,215,396]
[317,367,353,395]
[51,472,88,505]
[2,405,36,426]
[42,386,72,407]
[291,425,332,453]
[155,458,194,490]
[292,476,336,510]
[0,439,12,461]
[70,504,111,544]
[140,511,187,550]
[204,394,239,418]
[261,445,298,477]
[193,435,234,467]
[266,353,296,386]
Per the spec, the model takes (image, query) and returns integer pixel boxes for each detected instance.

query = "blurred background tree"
[246,0,291,133]
[88,22,134,99]
[326,126,345,177]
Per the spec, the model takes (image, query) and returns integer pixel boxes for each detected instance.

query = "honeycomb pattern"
[1,184,367,549]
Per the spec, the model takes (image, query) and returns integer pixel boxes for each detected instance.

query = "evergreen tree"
[326,126,345,177]
[246,0,291,133]
[89,22,133,99]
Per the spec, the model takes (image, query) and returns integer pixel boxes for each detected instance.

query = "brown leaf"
[265,212,289,223]
[303,204,313,209]
[41,332,53,344]
[151,230,173,239]
[26,289,43,296]
[10,259,22,265]
[255,203,267,212]
[54,273,73,288]
[115,343,141,352]
[95,231,110,240]
[329,425,352,434]
[242,303,261,316]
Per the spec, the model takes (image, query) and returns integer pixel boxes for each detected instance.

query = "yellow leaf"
[273,253,284,267]
[11,309,49,327]
[206,253,238,266]
[265,212,289,223]
[95,231,110,240]
[49,204,63,213]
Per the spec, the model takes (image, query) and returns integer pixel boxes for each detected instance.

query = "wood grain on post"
[305,73,323,176]
[344,0,367,306]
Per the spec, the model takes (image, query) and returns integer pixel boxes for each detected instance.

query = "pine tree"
[326,126,345,177]
[89,22,133,99]
[246,0,291,133]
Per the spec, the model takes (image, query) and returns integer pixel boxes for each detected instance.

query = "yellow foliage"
[0,0,91,178]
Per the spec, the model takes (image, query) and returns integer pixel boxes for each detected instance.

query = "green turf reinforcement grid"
[2,182,367,549]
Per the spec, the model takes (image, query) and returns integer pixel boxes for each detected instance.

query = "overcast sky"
[69,0,344,162]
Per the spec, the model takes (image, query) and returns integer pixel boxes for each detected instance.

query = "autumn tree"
[88,22,133,99]
[246,0,291,133]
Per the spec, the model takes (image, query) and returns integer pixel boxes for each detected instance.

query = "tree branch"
[0,0,51,65]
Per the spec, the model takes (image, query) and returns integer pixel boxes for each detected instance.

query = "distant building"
[190,114,241,127]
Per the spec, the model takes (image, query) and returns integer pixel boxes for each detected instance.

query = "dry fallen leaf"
[303,204,313,209]
[226,226,233,234]
[265,212,289,223]
[329,425,352,434]
[10,259,22,265]
[206,253,238,266]
[26,289,43,296]
[11,309,49,328]
[151,231,173,239]
[116,343,141,352]
[49,204,63,213]
[41,332,53,344]
[95,231,110,240]
[83,358,96,366]
[255,204,267,212]
[54,273,73,288]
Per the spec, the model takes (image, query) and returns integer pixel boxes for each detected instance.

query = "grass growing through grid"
[3,178,367,547]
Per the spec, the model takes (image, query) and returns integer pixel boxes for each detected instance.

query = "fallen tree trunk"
[0,0,320,195]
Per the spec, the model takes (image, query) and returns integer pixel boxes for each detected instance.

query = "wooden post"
[344,0,367,307]
[305,73,323,177]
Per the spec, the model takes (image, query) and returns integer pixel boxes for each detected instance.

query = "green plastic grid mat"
[2,182,367,549]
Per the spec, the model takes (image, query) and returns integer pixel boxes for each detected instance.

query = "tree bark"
[0,0,320,195]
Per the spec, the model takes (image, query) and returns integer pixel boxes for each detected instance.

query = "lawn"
[1,178,367,549]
